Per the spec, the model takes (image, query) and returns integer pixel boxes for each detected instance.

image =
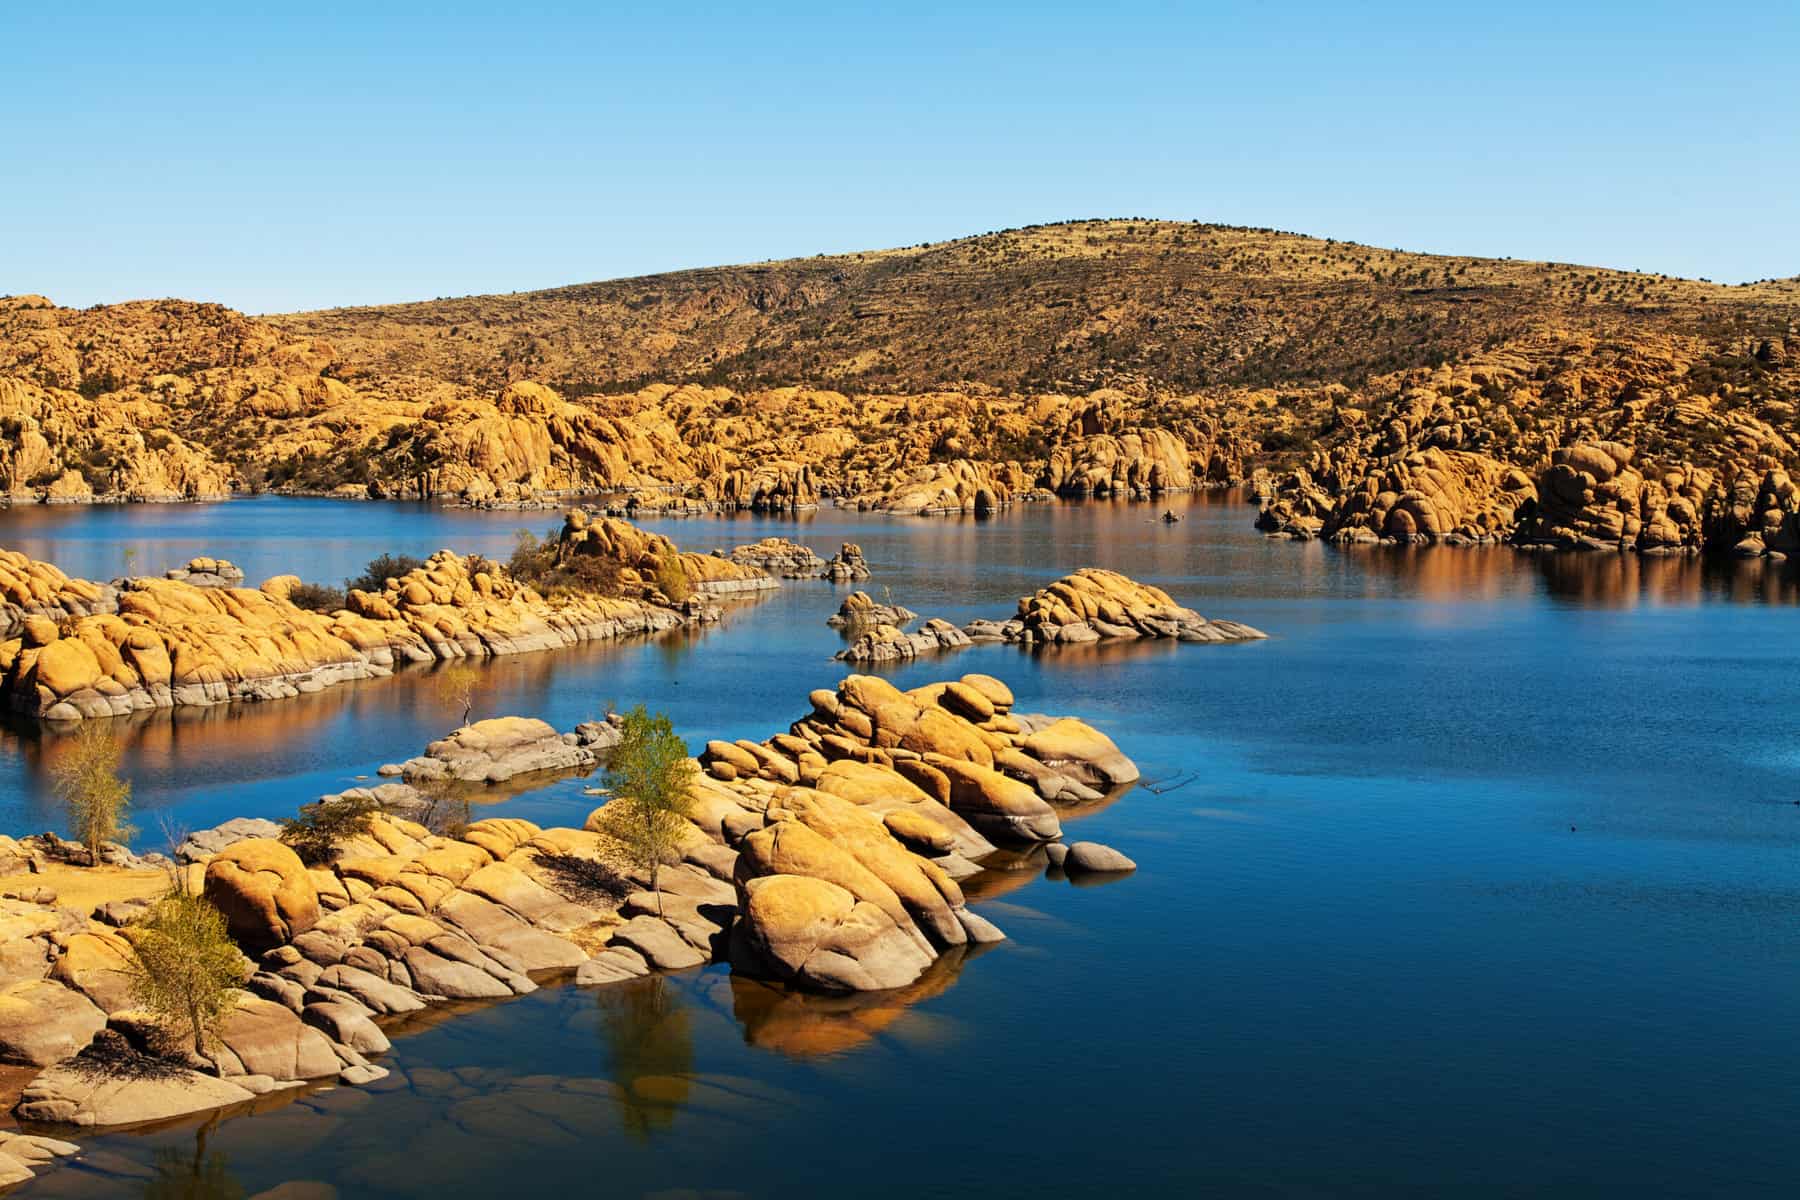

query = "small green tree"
[125,890,246,1060]
[51,724,134,864]
[602,706,696,912]
[435,661,480,727]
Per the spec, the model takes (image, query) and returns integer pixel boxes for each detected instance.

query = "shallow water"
[3,494,1799,1198]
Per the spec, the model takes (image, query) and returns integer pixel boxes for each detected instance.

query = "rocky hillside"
[269,219,1799,397]
[2,220,1797,552]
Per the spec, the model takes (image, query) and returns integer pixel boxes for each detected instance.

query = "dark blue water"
[4,495,1799,1199]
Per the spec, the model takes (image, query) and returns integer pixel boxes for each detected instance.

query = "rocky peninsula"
[0,517,774,722]
[0,670,1144,1185]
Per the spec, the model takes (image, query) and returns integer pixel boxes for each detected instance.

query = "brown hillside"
[268,219,1800,395]
[2,220,1797,555]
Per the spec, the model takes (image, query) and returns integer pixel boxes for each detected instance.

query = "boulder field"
[1250,337,1800,557]
[0,519,773,721]
[0,672,1141,1158]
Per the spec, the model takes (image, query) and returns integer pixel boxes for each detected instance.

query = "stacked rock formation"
[0,548,117,638]
[823,543,871,582]
[1253,335,1800,554]
[964,569,1268,645]
[162,557,245,588]
[826,590,916,629]
[385,715,619,785]
[1708,467,1800,558]
[708,461,819,512]
[847,460,1020,516]
[1046,428,1196,497]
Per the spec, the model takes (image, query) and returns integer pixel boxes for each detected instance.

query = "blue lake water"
[2,494,1798,1198]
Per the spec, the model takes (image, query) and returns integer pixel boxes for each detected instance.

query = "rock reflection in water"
[1322,539,1800,609]
[727,945,983,1058]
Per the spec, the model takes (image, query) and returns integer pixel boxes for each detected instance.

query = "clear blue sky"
[4,2,1795,313]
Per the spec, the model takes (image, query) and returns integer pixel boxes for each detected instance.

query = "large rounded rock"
[14,1034,257,1128]
[1065,841,1138,873]
[203,838,321,954]
[31,638,102,696]
[781,790,966,948]
[925,756,1061,842]
[212,993,341,1080]
[1023,718,1140,787]
[0,979,106,1066]
[732,875,933,993]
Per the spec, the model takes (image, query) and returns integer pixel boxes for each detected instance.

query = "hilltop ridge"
[268,219,1800,396]
[2,219,1797,555]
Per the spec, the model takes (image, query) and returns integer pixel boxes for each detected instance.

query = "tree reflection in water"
[595,973,693,1139]
[141,1120,243,1200]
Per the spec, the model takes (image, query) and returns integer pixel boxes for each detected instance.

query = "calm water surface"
[2,494,1797,1199]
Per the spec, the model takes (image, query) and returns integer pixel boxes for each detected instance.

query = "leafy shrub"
[51,725,134,864]
[345,553,425,595]
[125,890,246,1056]
[509,529,623,598]
[651,552,692,603]
[279,794,380,865]
[287,582,346,613]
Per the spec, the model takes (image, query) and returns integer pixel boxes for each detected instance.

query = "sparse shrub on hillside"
[345,553,425,595]
[287,582,345,613]
[651,552,691,603]
[279,794,380,865]
[508,529,623,598]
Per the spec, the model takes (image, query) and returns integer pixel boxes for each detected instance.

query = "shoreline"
[5,484,1790,562]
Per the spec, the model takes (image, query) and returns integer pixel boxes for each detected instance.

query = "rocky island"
[0,516,773,721]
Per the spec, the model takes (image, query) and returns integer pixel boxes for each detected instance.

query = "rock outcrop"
[835,619,972,665]
[1253,335,1800,554]
[727,538,826,578]
[962,569,1267,645]
[393,716,599,784]
[822,543,871,583]
[847,460,1021,516]
[826,590,916,629]
[0,519,759,721]
[0,673,1149,1162]
[558,511,777,597]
